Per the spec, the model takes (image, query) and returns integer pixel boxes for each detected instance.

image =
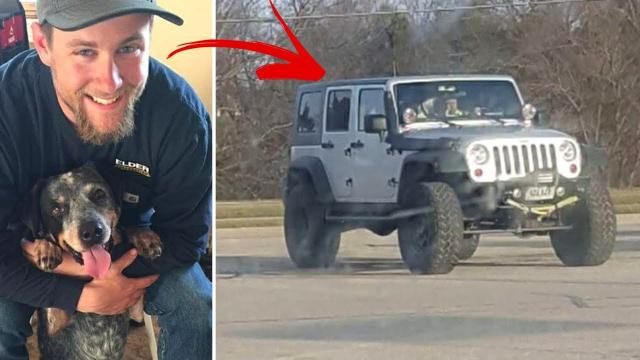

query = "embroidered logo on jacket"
[123,192,140,204]
[115,159,151,177]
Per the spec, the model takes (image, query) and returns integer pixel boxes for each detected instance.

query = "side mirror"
[534,111,549,127]
[521,104,536,127]
[522,103,549,127]
[364,114,387,141]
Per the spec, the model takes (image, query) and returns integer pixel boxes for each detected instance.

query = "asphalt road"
[217,215,640,360]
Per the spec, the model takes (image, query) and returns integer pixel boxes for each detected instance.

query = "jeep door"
[321,87,355,199]
[350,86,404,202]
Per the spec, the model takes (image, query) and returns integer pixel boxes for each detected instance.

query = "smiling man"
[39,13,149,145]
[0,1,212,359]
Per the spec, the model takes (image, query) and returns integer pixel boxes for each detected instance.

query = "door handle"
[321,141,334,149]
[350,140,364,149]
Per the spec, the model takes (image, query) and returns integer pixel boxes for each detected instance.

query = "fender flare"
[580,144,607,177]
[286,156,335,204]
[402,150,468,174]
[398,150,468,200]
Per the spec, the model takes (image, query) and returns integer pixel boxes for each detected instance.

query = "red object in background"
[168,0,325,81]
[0,14,25,48]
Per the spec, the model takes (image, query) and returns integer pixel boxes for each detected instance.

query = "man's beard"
[72,86,141,146]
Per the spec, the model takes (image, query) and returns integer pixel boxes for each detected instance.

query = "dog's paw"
[111,227,123,246]
[126,228,162,259]
[33,239,63,272]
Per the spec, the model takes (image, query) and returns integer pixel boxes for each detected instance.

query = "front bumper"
[459,175,589,219]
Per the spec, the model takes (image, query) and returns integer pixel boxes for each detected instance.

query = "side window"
[358,89,385,130]
[297,92,322,133]
[326,90,351,132]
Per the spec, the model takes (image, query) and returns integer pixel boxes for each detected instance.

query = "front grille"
[493,143,556,178]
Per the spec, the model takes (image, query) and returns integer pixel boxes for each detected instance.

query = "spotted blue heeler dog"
[21,163,162,360]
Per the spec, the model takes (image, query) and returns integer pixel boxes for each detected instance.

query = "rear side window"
[297,92,322,133]
[326,90,351,132]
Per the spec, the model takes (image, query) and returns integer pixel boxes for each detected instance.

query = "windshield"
[394,80,522,128]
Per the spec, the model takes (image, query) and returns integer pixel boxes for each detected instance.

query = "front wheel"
[550,181,616,266]
[398,182,463,274]
[284,174,340,268]
[457,234,480,261]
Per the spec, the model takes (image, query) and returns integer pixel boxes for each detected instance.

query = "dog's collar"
[64,241,84,265]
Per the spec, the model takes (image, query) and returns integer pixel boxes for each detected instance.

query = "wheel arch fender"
[286,156,335,203]
[398,150,468,200]
[580,144,608,179]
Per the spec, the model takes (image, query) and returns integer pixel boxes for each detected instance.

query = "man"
[0,1,212,359]
[445,98,464,117]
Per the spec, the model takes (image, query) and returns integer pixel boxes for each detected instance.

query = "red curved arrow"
[167,0,325,81]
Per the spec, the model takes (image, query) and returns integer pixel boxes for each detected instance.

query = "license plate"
[525,186,555,201]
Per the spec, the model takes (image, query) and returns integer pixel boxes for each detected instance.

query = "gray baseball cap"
[37,0,183,31]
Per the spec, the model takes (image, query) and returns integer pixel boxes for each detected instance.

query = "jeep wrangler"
[283,75,616,274]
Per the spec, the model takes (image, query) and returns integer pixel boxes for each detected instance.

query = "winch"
[506,196,579,221]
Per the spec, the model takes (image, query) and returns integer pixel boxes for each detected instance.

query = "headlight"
[468,144,490,165]
[559,140,577,161]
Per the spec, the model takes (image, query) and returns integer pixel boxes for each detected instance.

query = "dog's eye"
[91,189,108,203]
[51,206,64,217]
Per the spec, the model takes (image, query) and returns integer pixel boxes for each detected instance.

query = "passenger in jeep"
[445,98,465,117]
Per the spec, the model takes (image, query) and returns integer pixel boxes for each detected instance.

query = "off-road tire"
[550,181,616,266]
[457,234,480,261]
[284,172,340,268]
[398,182,463,274]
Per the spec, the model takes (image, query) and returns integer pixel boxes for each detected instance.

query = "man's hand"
[77,249,159,315]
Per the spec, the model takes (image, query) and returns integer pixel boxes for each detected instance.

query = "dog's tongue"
[82,246,111,279]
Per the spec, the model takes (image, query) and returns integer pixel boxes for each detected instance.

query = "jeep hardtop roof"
[296,74,517,93]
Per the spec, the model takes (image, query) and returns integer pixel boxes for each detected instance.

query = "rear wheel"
[284,172,340,268]
[398,182,463,274]
[550,181,616,266]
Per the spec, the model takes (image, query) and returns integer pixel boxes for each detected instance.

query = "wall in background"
[22,1,213,114]
[150,1,213,114]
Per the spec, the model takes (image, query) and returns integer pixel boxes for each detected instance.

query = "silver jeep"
[283,75,616,274]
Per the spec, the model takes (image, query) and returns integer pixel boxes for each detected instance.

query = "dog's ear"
[19,180,47,239]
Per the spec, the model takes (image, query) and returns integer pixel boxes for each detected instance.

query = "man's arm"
[0,131,87,312]
[120,107,212,277]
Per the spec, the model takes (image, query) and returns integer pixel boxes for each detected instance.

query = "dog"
[20,163,163,360]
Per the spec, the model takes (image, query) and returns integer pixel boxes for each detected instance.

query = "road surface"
[217,215,640,360]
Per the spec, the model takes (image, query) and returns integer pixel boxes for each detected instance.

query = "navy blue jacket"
[0,50,212,313]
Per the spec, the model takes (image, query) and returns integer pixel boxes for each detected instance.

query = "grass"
[216,200,282,219]
[216,217,283,229]
[217,188,640,228]
[614,203,640,214]
[610,189,640,205]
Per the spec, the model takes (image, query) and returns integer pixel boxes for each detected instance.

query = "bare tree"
[216,0,640,199]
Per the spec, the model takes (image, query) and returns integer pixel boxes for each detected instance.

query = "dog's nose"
[79,221,105,244]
